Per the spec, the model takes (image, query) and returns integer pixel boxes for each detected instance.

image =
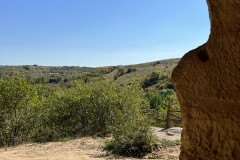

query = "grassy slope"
[0,58,180,89]
[103,59,179,86]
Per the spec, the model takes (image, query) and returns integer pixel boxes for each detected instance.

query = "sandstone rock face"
[171,0,240,159]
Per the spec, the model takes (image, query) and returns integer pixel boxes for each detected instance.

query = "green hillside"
[0,65,95,78]
[103,58,179,90]
[0,59,179,91]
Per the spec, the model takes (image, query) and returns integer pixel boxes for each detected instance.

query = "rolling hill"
[0,58,180,91]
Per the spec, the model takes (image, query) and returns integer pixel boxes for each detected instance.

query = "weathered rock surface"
[172,0,240,159]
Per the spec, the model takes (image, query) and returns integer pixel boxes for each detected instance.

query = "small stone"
[167,132,175,136]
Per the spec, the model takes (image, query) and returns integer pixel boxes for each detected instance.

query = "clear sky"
[0,0,210,67]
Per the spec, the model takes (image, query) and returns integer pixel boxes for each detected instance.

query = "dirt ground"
[0,127,182,160]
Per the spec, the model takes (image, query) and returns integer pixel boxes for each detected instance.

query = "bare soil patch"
[0,127,182,160]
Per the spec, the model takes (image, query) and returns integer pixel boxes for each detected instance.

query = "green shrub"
[0,74,158,158]
[114,68,125,80]
[104,129,155,158]
[144,91,181,127]
[126,67,137,74]
[0,75,39,146]
[104,83,157,158]
[29,80,153,143]
[142,71,162,88]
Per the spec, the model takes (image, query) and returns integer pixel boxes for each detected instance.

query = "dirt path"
[0,127,182,160]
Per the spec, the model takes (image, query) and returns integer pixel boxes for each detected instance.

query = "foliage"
[145,89,175,109]
[0,75,157,150]
[159,139,181,148]
[0,59,180,91]
[141,71,172,89]
[142,71,161,88]
[89,66,117,76]
[144,90,181,127]
[114,68,125,80]
[0,75,39,146]
[126,67,137,74]
[48,81,120,137]
[0,59,181,158]
[104,127,155,158]
[104,83,156,158]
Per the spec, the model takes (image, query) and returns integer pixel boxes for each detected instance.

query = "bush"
[142,71,162,88]
[104,83,156,158]
[28,81,118,141]
[104,128,155,158]
[51,81,119,136]
[144,90,181,127]
[0,75,39,146]
[30,80,154,143]
[114,68,125,80]
[126,67,136,74]
[145,89,177,109]
[0,74,158,158]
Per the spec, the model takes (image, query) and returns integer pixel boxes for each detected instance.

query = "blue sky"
[0,0,210,67]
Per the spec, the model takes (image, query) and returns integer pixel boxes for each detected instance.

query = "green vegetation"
[0,74,156,157]
[104,126,155,157]
[0,59,181,157]
[0,59,179,90]
[104,83,155,157]
[114,68,125,80]
[0,65,94,76]
[159,139,181,148]
[0,75,39,146]
[145,89,176,109]
[126,67,137,74]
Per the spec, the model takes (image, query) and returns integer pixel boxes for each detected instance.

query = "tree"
[142,71,162,88]
[0,75,38,146]
[114,68,125,80]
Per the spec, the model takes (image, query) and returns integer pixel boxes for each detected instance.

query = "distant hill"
[82,58,180,91]
[103,59,179,84]
[0,65,95,78]
[0,58,180,91]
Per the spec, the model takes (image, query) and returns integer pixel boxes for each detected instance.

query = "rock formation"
[172,0,240,159]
